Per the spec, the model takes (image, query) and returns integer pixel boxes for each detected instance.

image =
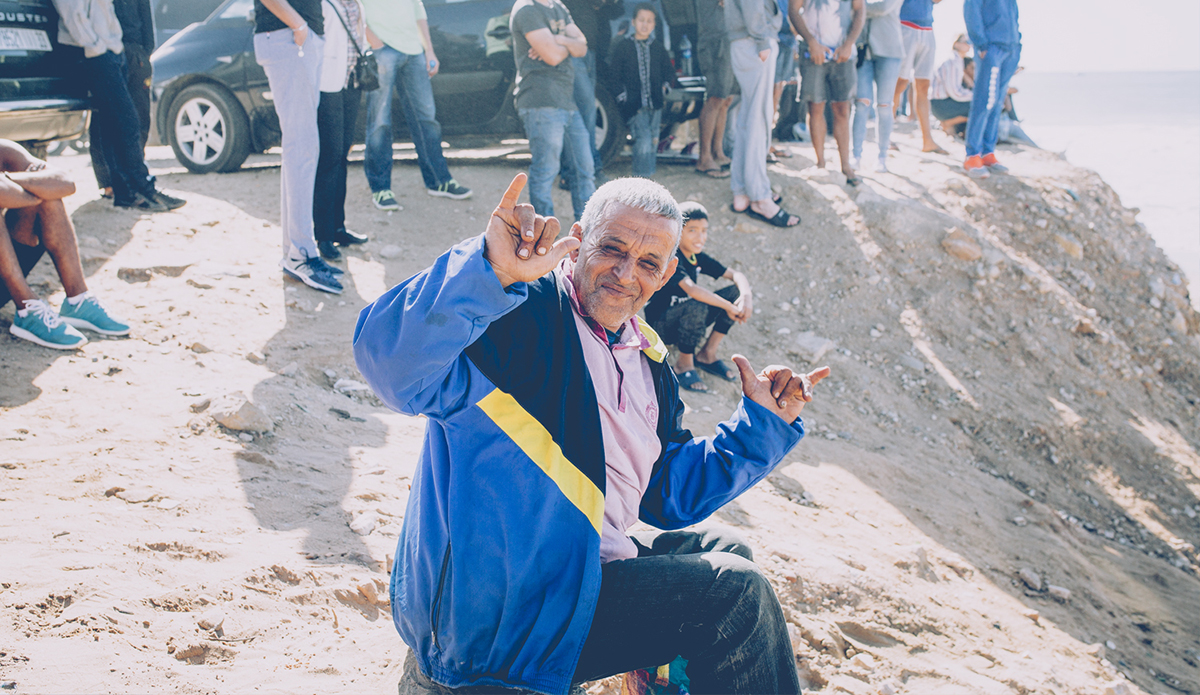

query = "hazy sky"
[931,0,1200,73]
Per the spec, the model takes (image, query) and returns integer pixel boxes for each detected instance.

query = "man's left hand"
[426,50,440,76]
[834,42,854,63]
[732,354,830,424]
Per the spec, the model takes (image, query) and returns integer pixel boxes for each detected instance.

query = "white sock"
[66,291,91,306]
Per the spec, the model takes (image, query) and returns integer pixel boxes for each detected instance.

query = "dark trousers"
[573,528,800,694]
[653,285,740,354]
[90,43,151,191]
[82,50,155,203]
[398,528,800,695]
[314,85,361,242]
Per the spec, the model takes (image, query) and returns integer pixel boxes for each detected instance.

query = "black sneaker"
[280,249,343,293]
[114,192,168,212]
[151,189,187,210]
[427,179,472,200]
[332,228,368,246]
[318,240,342,261]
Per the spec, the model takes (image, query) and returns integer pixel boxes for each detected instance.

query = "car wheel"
[167,83,251,174]
[594,84,624,167]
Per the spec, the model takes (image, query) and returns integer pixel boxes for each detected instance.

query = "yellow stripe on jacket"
[477,388,604,535]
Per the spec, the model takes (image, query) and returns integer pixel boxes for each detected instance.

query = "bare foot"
[714,155,731,167]
[731,194,750,213]
[922,143,950,155]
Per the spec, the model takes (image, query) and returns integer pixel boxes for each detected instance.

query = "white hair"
[578,177,683,248]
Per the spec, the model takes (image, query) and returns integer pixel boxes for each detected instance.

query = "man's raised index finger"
[496,173,527,212]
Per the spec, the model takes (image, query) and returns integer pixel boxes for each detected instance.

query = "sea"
[1011,71,1200,309]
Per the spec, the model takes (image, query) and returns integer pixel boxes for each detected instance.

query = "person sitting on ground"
[930,33,974,138]
[354,174,828,695]
[607,4,677,178]
[0,139,130,349]
[644,202,753,393]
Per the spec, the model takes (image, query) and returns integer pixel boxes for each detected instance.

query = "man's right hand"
[484,173,580,288]
[806,40,826,65]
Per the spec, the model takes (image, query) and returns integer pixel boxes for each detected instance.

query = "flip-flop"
[696,358,737,382]
[746,206,801,228]
[772,193,783,204]
[697,167,731,178]
[845,176,862,187]
[922,146,950,155]
[675,369,707,392]
[729,203,749,215]
[770,147,793,159]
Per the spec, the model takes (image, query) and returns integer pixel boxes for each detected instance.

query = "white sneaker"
[874,159,889,173]
[850,157,861,171]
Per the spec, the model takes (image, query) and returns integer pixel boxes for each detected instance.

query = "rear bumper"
[0,98,91,145]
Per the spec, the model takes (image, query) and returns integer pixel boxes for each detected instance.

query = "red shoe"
[964,155,990,179]
[981,152,1009,173]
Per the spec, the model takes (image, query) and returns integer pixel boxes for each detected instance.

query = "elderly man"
[1,140,130,349]
[354,174,828,695]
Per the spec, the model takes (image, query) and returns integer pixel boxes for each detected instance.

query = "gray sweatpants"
[729,37,778,202]
[254,28,324,260]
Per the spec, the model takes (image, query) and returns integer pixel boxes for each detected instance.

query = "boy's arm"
[679,277,744,323]
[723,268,753,320]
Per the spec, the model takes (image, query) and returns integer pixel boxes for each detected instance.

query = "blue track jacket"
[964,0,1020,48]
[353,235,806,695]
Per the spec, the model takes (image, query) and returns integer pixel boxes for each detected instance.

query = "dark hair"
[963,57,974,69]
[633,3,657,19]
[679,201,708,223]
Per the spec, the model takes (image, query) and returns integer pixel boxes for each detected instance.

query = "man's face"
[571,202,679,331]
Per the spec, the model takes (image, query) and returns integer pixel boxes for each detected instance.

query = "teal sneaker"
[10,298,88,349]
[59,292,131,336]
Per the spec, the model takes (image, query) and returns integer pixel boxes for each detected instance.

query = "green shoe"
[59,293,131,336]
[10,299,88,349]
[372,190,402,210]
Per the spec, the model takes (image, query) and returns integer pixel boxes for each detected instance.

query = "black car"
[0,0,90,156]
[150,0,704,174]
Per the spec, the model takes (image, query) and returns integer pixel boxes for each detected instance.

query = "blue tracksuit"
[353,235,805,695]
[963,0,1021,157]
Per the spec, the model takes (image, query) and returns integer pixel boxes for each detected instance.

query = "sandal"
[696,358,737,382]
[675,369,708,392]
[922,145,950,155]
[697,167,731,178]
[729,203,748,215]
[746,206,801,228]
[845,175,862,187]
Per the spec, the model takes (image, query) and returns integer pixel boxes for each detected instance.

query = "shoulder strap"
[323,0,365,57]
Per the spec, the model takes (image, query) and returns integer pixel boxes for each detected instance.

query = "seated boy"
[644,201,753,392]
[1,139,129,349]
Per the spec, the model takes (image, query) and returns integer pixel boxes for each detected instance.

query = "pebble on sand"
[941,229,982,262]
[210,392,272,433]
[1018,567,1042,591]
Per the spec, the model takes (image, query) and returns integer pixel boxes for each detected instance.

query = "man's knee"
[856,98,871,107]
[831,102,850,116]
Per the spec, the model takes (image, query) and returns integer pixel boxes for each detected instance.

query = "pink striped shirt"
[559,261,663,563]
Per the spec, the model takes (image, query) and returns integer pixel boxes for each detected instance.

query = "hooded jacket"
[964,0,1020,48]
[50,0,123,58]
[353,234,805,695]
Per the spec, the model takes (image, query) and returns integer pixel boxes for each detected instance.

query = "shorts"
[930,97,970,122]
[899,25,936,81]
[774,41,797,84]
[798,53,856,103]
[697,35,734,99]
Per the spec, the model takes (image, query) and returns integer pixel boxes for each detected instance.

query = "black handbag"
[326,0,380,91]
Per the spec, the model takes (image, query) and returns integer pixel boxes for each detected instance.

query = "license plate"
[0,28,52,52]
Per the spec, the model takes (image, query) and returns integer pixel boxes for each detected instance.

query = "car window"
[216,0,254,20]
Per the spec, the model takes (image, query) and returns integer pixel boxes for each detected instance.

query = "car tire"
[167,83,251,174]
[594,84,624,168]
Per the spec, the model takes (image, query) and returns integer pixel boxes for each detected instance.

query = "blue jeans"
[628,108,662,178]
[560,54,601,184]
[364,45,452,192]
[852,55,901,161]
[966,43,1021,157]
[82,50,155,202]
[519,107,595,221]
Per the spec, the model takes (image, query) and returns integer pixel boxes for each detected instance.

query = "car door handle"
[486,26,511,40]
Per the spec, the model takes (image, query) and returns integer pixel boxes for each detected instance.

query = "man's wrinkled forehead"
[588,207,677,262]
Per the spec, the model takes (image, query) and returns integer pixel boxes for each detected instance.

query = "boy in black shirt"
[644,202,754,392]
